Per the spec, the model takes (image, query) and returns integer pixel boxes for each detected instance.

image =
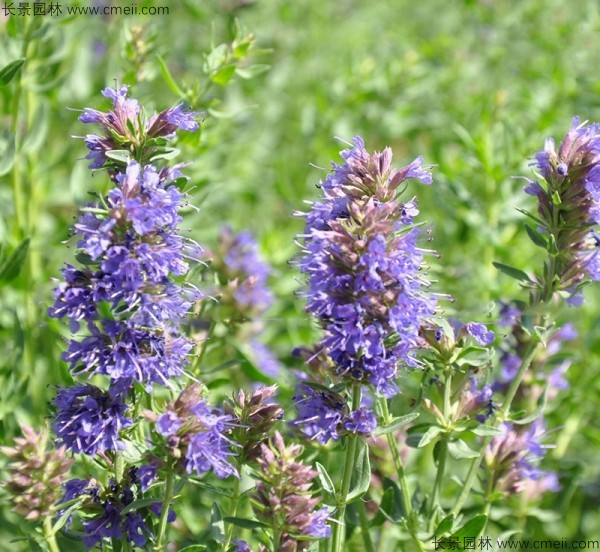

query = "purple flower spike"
[343,408,378,435]
[464,322,495,346]
[297,137,437,401]
[52,385,131,455]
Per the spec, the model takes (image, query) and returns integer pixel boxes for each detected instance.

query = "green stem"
[357,500,375,552]
[155,470,175,551]
[224,473,241,549]
[379,398,425,552]
[331,383,362,552]
[43,516,60,552]
[431,371,453,512]
[115,451,124,482]
[450,343,538,517]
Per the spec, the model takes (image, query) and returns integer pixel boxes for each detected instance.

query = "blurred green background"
[1,0,599,547]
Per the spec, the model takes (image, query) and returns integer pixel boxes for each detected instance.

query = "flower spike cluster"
[299,137,436,397]
[45,86,240,548]
[49,87,204,459]
[525,118,600,302]
[252,432,331,550]
[294,137,437,443]
[79,85,200,171]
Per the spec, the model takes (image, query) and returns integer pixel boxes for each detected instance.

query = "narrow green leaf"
[120,497,162,515]
[471,425,504,437]
[347,441,371,503]
[525,224,548,248]
[372,477,406,526]
[450,514,487,539]
[0,58,25,86]
[236,64,270,79]
[51,500,84,535]
[211,64,236,86]
[210,502,225,543]
[434,513,455,537]
[156,54,187,98]
[149,147,181,162]
[374,412,419,436]
[223,517,267,530]
[417,425,444,448]
[447,439,479,459]
[178,546,207,552]
[105,149,131,164]
[0,238,30,282]
[510,385,549,425]
[316,462,335,495]
[492,262,531,283]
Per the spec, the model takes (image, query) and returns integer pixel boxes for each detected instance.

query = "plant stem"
[357,500,375,552]
[331,383,362,552]
[224,472,241,549]
[43,516,60,552]
[431,371,453,511]
[155,470,175,551]
[379,398,425,552]
[450,342,538,517]
[115,451,124,482]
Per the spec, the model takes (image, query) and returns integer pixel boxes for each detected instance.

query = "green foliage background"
[1,0,599,548]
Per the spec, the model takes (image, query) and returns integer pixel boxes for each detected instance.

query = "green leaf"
[450,514,487,539]
[223,517,267,530]
[374,412,419,436]
[447,439,480,459]
[471,425,504,437]
[525,224,548,248]
[347,441,371,503]
[417,425,444,448]
[0,238,30,282]
[211,64,237,86]
[105,149,131,164]
[316,462,335,495]
[434,514,455,537]
[210,502,225,543]
[0,133,16,176]
[51,499,84,535]
[492,262,531,283]
[236,64,271,79]
[374,477,406,525]
[178,546,207,552]
[510,385,549,425]
[156,54,187,98]
[0,58,25,86]
[149,148,181,162]
[120,497,162,515]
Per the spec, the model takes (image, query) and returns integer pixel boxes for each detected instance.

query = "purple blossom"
[52,385,131,455]
[343,408,378,435]
[524,118,600,299]
[185,429,238,479]
[293,385,345,444]
[64,320,191,386]
[233,540,252,552]
[157,411,183,437]
[78,86,200,169]
[135,465,157,491]
[293,138,437,444]
[82,503,123,547]
[149,502,177,523]
[306,507,332,538]
[464,322,495,346]
[164,103,200,132]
